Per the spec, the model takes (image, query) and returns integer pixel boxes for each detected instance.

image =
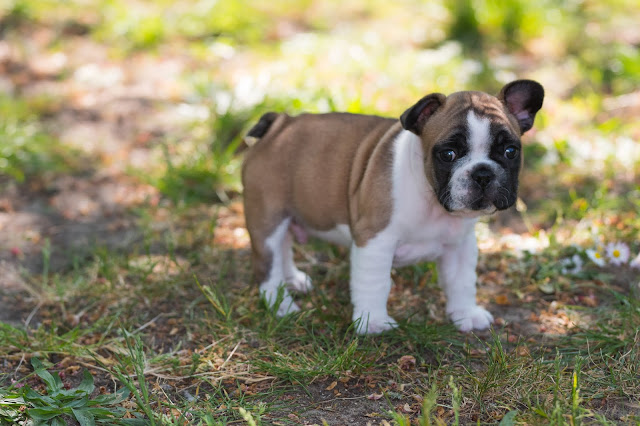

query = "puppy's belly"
[393,242,443,267]
[307,224,353,247]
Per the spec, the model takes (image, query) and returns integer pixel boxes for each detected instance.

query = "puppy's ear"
[498,80,544,134]
[400,93,446,135]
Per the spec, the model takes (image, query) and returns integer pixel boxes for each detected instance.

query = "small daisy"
[586,247,606,267]
[630,252,640,269]
[560,254,583,275]
[606,242,630,266]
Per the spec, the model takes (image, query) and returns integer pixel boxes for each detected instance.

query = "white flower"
[630,252,640,269]
[560,254,583,275]
[606,242,630,266]
[586,247,606,267]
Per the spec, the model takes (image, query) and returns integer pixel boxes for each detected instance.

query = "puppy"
[242,80,543,334]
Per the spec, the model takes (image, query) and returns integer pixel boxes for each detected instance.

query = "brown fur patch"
[242,113,399,280]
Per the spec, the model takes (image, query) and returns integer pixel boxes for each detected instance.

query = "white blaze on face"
[466,110,491,161]
[447,110,495,214]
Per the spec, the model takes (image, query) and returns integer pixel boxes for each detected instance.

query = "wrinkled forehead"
[424,91,520,142]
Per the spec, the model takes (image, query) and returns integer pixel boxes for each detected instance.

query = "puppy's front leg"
[350,237,397,334]
[437,233,493,332]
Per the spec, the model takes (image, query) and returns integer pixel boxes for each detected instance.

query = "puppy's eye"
[439,149,457,162]
[504,146,519,159]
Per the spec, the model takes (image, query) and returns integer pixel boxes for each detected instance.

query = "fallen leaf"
[398,355,416,371]
[403,403,414,413]
[326,381,337,391]
[367,393,383,400]
[495,294,510,305]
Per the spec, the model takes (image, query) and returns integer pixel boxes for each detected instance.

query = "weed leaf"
[499,410,518,425]
[72,407,96,426]
[24,388,57,406]
[89,387,130,406]
[31,358,62,394]
[28,407,63,420]
[77,370,96,394]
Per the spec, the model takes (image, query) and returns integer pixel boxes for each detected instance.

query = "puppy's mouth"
[441,187,515,215]
[470,197,494,211]
[470,194,514,213]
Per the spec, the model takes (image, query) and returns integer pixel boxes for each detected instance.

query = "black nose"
[472,167,494,189]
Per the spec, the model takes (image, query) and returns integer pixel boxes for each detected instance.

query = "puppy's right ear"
[400,93,446,135]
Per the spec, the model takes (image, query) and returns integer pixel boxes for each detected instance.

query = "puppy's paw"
[286,269,313,293]
[449,306,494,332]
[353,312,398,335]
[260,286,301,317]
[276,299,300,317]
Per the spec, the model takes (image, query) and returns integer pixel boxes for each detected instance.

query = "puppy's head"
[400,80,544,217]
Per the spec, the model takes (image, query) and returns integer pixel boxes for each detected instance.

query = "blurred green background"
[1,0,639,227]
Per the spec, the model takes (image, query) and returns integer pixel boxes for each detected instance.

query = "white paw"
[260,286,301,317]
[285,269,313,293]
[276,299,300,317]
[448,306,494,332]
[353,312,398,335]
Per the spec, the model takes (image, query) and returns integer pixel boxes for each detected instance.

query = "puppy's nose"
[471,167,494,189]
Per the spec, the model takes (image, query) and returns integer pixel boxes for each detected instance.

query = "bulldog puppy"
[242,80,544,334]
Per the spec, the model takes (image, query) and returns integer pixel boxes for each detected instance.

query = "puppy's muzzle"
[471,166,495,190]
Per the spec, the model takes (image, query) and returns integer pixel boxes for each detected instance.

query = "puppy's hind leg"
[256,218,301,316]
[282,228,313,293]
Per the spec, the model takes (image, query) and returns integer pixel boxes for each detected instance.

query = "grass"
[6,358,138,425]
[0,95,78,183]
[1,0,640,424]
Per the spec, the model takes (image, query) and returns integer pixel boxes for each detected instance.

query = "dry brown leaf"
[495,294,510,305]
[398,355,416,371]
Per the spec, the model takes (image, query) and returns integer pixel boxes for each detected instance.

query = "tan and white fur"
[242,80,544,334]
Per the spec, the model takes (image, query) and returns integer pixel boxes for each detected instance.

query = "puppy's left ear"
[400,93,446,135]
[498,80,544,134]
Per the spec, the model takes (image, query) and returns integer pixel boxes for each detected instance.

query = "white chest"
[392,219,472,265]
[389,131,478,266]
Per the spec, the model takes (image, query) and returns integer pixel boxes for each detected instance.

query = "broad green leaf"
[51,417,67,426]
[31,358,62,394]
[28,407,64,420]
[87,406,125,417]
[59,387,88,398]
[23,388,57,406]
[77,370,96,394]
[89,388,130,406]
[64,396,90,409]
[72,407,96,426]
[114,419,149,425]
[499,410,519,425]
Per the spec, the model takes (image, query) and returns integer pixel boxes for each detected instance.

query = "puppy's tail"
[244,112,279,147]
